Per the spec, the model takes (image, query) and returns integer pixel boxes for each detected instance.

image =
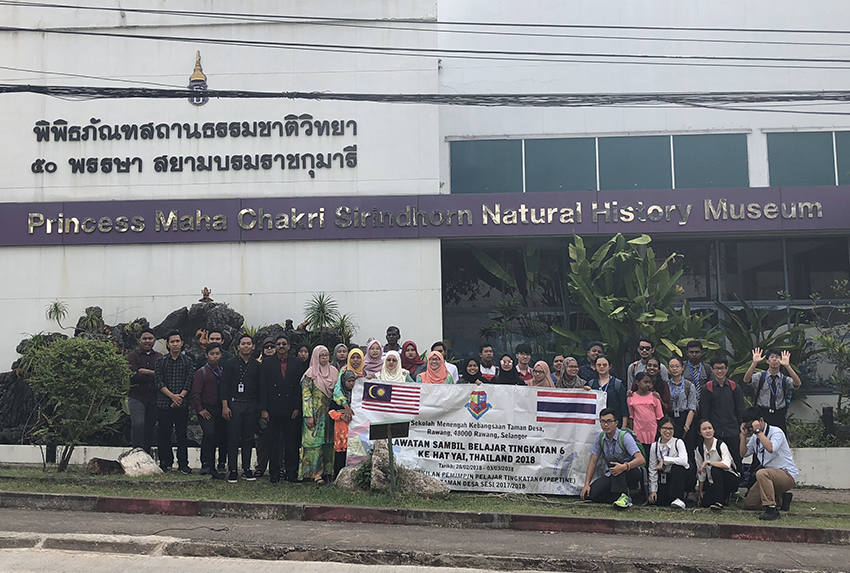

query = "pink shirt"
[628,392,664,444]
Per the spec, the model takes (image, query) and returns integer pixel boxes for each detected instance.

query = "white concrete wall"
[0,239,443,368]
[0,1,443,368]
[436,1,850,189]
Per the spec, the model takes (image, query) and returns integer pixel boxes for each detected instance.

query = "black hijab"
[492,354,522,385]
[459,357,488,385]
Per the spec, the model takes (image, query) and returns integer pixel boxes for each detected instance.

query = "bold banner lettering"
[347,381,607,496]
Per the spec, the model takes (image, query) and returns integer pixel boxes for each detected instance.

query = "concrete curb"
[0,532,834,573]
[0,490,846,546]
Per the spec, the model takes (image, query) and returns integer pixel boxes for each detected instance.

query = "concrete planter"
[792,447,849,488]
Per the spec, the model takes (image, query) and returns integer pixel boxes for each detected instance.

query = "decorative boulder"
[87,457,124,475]
[334,466,359,492]
[118,448,163,477]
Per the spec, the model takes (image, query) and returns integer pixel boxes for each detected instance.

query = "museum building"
[1,1,849,366]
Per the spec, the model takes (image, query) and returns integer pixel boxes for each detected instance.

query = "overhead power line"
[4,0,850,37]
[3,26,850,71]
[6,84,850,113]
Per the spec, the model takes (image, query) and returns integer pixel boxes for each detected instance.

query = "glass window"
[767,132,835,187]
[719,240,785,300]
[834,131,850,186]
[598,135,672,191]
[525,138,597,192]
[786,238,850,299]
[450,140,523,194]
[673,134,749,189]
[651,240,716,301]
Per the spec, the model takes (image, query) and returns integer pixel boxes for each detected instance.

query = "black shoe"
[781,492,793,511]
[160,466,170,473]
[227,470,238,483]
[254,469,265,479]
[759,506,781,521]
[270,475,280,484]
[241,469,257,481]
[199,464,211,476]
[178,465,191,475]
[217,463,226,473]
[210,470,225,480]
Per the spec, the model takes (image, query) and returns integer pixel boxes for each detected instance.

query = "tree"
[554,233,720,373]
[28,337,130,471]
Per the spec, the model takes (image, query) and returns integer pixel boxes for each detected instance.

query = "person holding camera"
[739,406,799,520]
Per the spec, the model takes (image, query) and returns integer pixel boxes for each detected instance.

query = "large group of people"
[127,327,802,519]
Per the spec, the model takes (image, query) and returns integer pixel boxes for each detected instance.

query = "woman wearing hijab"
[401,341,426,379]
[363,339,384,376]
[556,356,589,389]
[376,350,415,383]
[492,354,523,385]
[294,343,311,377]
[530,361,556,388]
[299,345,339,484]
[332,343,349,371]
[416,351,454,384]
[459,357,487,385]
[333,347,364,428]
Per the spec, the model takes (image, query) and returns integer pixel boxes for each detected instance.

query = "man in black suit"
[259,334,303,483]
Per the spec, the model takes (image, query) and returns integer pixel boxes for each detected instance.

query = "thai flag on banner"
[361,381,421,416]
[536,391,598,424]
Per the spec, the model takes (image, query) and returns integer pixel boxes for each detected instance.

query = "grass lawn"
[0,465,847,530]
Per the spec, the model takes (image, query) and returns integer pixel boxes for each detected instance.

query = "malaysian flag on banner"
[536,391,598,424]
[361,382,421,416]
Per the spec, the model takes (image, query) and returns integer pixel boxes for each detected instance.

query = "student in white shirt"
[695,419,740,511]
[648,417,689,509]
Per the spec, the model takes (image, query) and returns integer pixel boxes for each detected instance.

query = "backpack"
[599,427,647,462]
[705,378,736,393]
[755,371,792,408]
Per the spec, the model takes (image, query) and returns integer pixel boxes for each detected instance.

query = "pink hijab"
[529,360,555,388]
[363,339,384,375]
[304,345,339,398]
[420,351,450,384]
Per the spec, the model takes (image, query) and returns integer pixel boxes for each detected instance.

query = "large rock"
[334,466,360,492]
[398,466,450,499]
[370,440,391,492]
[118,448,163,476]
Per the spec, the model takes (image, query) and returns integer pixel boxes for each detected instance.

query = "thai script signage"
[1,186,843,247]
[347,381,608,495]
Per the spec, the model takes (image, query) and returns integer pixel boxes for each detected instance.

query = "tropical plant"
[554,233,721,373]
[44,300,70,330]
[28,337,131,471]
[78,308,104,332]
[333,313,358,347]
[15,333,51,378]
[715,296,816,378]
[809,279,850,416]
[304,292,340,331]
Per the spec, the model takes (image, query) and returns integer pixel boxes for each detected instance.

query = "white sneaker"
[671,498,686,509]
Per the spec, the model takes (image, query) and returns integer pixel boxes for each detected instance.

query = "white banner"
[347,380,607,495]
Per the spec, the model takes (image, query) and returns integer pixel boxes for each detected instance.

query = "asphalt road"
[0,508,845,572]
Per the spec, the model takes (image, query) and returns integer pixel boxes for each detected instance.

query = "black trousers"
[157,406,189,469]
[128,397,157,454]
[228,401,258,472]
[655,464,687,505]
[589,467,643,503]
[198,403,222,469]
[701,466,740,507]
[268,413,302,481]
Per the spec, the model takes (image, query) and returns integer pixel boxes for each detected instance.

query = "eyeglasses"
[532,369,546,374]
[638,346,652,351]
[263,345,275,349]
[566,364,579,369]
[660,426,675,431]
[599,419,617,425]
